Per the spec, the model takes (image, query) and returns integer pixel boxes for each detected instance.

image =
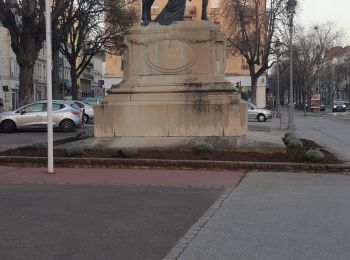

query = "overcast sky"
[211,0,350,43]
[299,0,350,43]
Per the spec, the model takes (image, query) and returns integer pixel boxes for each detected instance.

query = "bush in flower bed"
[32,142,47,150]
[121,146,139,157]
[287,138,303,149]
[193,141,214,153]
[305,149,325,162]
[65,146,85,157]
[283,134,298,145]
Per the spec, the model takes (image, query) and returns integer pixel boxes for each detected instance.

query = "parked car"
[0,100,82,133]
[332,100,346,112]
[73,100,94,123]
[246,102,273,122]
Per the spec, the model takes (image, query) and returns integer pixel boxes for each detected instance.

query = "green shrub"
[65,146,85,157]
[305,149,325,162]
[193,141,214,153]
[121,146,139,157]
[284,134,298,145]
[32,142,47,150]
[287,138,303,149]
[284,132,294,139]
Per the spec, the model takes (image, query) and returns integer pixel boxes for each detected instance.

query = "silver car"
[246,102,272,122]
[0,100,82,133]
[73,100,94,123]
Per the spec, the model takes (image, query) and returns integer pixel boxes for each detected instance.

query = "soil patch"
[0,139,342,164]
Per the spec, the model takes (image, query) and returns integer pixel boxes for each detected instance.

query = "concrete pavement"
[178,172,350,260]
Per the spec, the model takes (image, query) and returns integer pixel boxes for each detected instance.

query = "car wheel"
[59,119,75,132]
[0,120,16,133]
[83,114,89,124]
[257,114,266,122]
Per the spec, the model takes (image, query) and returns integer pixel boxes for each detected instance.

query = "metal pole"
[288,14,295,132]
[45,0,54,174]
[0,26,3,109]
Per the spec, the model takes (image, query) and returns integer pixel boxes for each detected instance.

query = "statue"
[142,0,209,26]
[201,0,208,20]
[142,0,155,26]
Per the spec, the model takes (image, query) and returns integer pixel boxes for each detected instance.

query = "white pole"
[45,0,54,174]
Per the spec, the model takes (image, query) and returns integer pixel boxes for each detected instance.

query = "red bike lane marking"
[0,166,244,188]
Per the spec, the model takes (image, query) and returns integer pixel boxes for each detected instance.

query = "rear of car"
[73,100,94,123]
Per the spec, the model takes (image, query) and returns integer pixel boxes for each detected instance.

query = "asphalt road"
[0,183,222,260]
[283,109,350,161]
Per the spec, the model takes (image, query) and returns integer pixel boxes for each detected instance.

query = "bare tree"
[58,0,136,100]
[279,23,344,107]
[0,0,65,105]
[0,0,46,106]
[222,0,287,104]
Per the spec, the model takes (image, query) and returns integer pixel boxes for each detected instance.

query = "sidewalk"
[176,172,350,260]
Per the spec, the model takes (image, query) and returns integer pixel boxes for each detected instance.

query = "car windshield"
[335,101,344,105]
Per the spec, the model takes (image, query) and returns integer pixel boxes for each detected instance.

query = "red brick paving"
[0,166,243,188]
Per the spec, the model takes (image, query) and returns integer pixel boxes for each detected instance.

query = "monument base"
[94,21,247,147]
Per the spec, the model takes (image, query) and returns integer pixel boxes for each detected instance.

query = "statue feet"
[201,15,209,21]
[141,20,151,26]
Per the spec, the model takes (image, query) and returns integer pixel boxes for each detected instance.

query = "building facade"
[319,46,350,105]
[0,23,18,111]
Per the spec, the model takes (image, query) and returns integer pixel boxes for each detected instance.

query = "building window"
[241,58,249,70]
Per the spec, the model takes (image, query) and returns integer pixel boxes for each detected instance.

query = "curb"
[0,156,349,173]
[164,187,235,260]
[164,173,247,260]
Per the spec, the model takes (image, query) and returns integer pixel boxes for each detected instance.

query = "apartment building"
[79,53,105,99]
[0,22,104,110]
[104,0,267,107]
[319,46,350,104]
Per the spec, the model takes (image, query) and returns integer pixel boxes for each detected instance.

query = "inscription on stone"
[146,40,195,73]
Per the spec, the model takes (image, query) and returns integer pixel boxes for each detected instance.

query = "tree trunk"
[19,64,34,106]
[71,67,79,100]
[250,76,258,105]
[52,48,61,99]
[52,23,61,100]
[16,37,39,106]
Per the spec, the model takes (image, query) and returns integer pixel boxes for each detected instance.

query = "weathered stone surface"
[94,21,247,145]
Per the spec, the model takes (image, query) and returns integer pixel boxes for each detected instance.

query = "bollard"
[81,108,85,128]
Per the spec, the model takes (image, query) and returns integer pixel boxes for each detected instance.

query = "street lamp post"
[45,0,54,174]
[275,39,282,129]
[286,0,297,132]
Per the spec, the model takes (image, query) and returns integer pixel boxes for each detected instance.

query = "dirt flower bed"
[0,139,342,164]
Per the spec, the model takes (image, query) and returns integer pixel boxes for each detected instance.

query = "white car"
[73,100,94,123]
[246,102,273,122]
[0,100,82,132]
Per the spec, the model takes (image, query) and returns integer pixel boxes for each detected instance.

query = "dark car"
[332,100,347,112]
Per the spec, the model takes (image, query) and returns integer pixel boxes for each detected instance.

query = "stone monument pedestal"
[94,21,247,148]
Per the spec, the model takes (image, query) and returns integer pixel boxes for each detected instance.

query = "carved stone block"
[94,21,247,147]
